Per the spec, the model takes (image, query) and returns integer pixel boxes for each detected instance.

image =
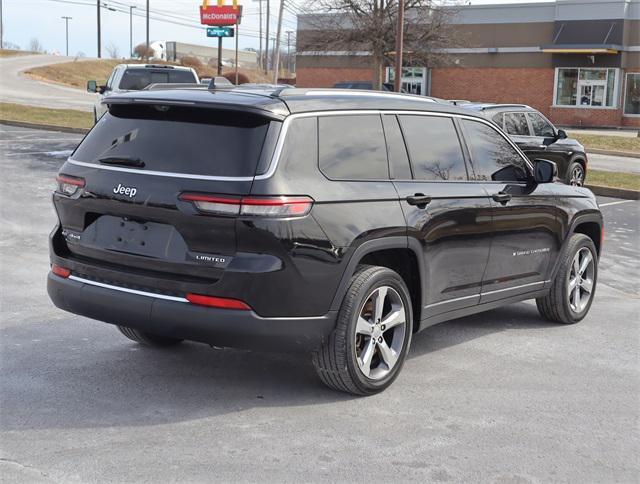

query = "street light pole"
[129,5,136,58]
[394,0,405,93]
[61,16,72,56]
[273,0,284,84]
[97,0,101,58]
[253,0,264,71]
[1,0,4,50]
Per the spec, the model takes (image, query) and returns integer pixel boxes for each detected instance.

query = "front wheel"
[566,162,585,186]
[536,234,598,324]
[312,265,413,395]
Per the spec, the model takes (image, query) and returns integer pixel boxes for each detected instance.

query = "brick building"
[296,0,640,128]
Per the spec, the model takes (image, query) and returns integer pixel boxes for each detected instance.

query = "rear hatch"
[53,101,282,283]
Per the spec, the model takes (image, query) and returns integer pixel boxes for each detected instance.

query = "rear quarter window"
[72,105,271,178]
[318,115,388,180]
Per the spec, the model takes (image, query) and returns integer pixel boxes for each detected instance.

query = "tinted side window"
[504,112,530,136]
[528,112,555,137]
[119,69,197,90]
[398,115,467,181]
[381,114,412,179]
[318,115,388,180]
[461,119,529,182]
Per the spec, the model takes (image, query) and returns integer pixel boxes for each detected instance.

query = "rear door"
[390,113,494,318]
[458,118,560,302]
[57,103,276,281]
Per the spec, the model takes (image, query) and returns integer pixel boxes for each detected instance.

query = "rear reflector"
[56,174,85,196]
[51,264,71,278]
[180,193,313,218]
[186,293,252,310]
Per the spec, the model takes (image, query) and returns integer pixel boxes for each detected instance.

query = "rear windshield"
[119,69,197,90]
[72,105,271,177]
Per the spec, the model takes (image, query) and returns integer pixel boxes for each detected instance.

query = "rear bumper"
[47,272,336,352]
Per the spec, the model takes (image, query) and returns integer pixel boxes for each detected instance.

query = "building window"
[624,73,640,116]
[385,67,429,96]
[555,68,618,108]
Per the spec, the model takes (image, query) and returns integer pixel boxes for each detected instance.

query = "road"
[0,54,95,112]
[1,126,639,483]
[588,152,640,174]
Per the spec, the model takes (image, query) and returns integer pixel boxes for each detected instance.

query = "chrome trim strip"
[257,109,533,181]
[423,280,549,309]
[66,159,255,182]
[68,275,189,303]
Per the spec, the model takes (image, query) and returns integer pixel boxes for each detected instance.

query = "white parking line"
[599,200,635,207]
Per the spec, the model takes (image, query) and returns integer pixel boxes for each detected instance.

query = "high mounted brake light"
[179,194,314,218]
[56,174,85,197]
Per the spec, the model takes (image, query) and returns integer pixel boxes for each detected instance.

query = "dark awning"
[541,20,623,54]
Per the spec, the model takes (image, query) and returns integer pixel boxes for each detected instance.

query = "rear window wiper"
[98,156,145,168]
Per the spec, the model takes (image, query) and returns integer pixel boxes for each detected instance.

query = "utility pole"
[61,16,72,56]
[235,24,239,84]
[146,0,150,53]
[264,0,270,74]
[129,5,136,58]
[97,0,101,58]
[253,0,264,71]
[286,30,293,75]
[394,0,404,93]
[273,0,284,84]
[1,0,4,50]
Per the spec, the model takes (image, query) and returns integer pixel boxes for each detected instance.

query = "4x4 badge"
[113,183,137,198]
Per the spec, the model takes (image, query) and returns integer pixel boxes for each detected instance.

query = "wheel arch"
[550,212,603,281]
[330,237,424,333]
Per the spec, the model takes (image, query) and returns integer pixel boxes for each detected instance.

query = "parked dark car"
[48,88,602,395]
[334,81,396,91]
[460,103,588,186]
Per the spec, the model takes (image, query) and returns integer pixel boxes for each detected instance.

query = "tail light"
[51,264,71,278]
[186,293,251,310]
[56,174,85,196]
[180,194,314,218]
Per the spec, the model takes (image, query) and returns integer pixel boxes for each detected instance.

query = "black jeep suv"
[461,103,588,186]
[48,88,603,395]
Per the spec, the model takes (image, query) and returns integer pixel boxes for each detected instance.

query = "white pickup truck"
[87,64,199,123]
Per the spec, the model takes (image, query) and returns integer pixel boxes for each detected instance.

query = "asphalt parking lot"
[1,125,638,483]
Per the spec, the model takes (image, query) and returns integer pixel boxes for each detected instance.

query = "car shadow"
[1,302,557,432]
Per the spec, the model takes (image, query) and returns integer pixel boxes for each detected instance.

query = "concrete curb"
[0,119,89,134]
[589,148,640,159]
[586,184,640,200]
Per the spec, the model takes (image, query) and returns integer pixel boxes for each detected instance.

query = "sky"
[1,0,554,58]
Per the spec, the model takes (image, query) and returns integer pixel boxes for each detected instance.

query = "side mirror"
[87,80,97,93]
[556,129,567,140]
[533,159,557,184]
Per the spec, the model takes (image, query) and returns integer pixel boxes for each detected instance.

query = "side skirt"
[417,288,548,331]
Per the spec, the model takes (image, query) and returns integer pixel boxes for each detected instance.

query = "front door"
[458,118,561,303]
[385,114,494,318]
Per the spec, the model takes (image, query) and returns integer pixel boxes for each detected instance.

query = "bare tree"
[300,1,463,89]
[29,37,43,53]
[105,42,120,59]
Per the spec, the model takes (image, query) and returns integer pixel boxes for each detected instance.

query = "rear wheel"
[566,161,585,186]
[536,234,597,324]
[312,265,413,395]
[117,326,183,347]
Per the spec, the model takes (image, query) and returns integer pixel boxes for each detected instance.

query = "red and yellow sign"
[200,0,242,26]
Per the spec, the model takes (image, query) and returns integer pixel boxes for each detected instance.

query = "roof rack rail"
[480,103,531,110]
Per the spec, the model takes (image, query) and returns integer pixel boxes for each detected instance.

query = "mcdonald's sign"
[199,0,243,26]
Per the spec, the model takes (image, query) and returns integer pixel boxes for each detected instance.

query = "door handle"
[538,145,547,149]
[492,192,512,204]
[406,194,432,208]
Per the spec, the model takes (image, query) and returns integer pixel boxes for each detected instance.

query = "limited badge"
[187,252,232,268]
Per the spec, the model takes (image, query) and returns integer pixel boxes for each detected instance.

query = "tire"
[536,234,598,324]
[566,161,585,186]
[312,265,413,395]
[117,326,183,347]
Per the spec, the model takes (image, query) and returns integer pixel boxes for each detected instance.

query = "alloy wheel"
[567,247,595,313]
[569,165,584,186]
[354,286,407,380]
